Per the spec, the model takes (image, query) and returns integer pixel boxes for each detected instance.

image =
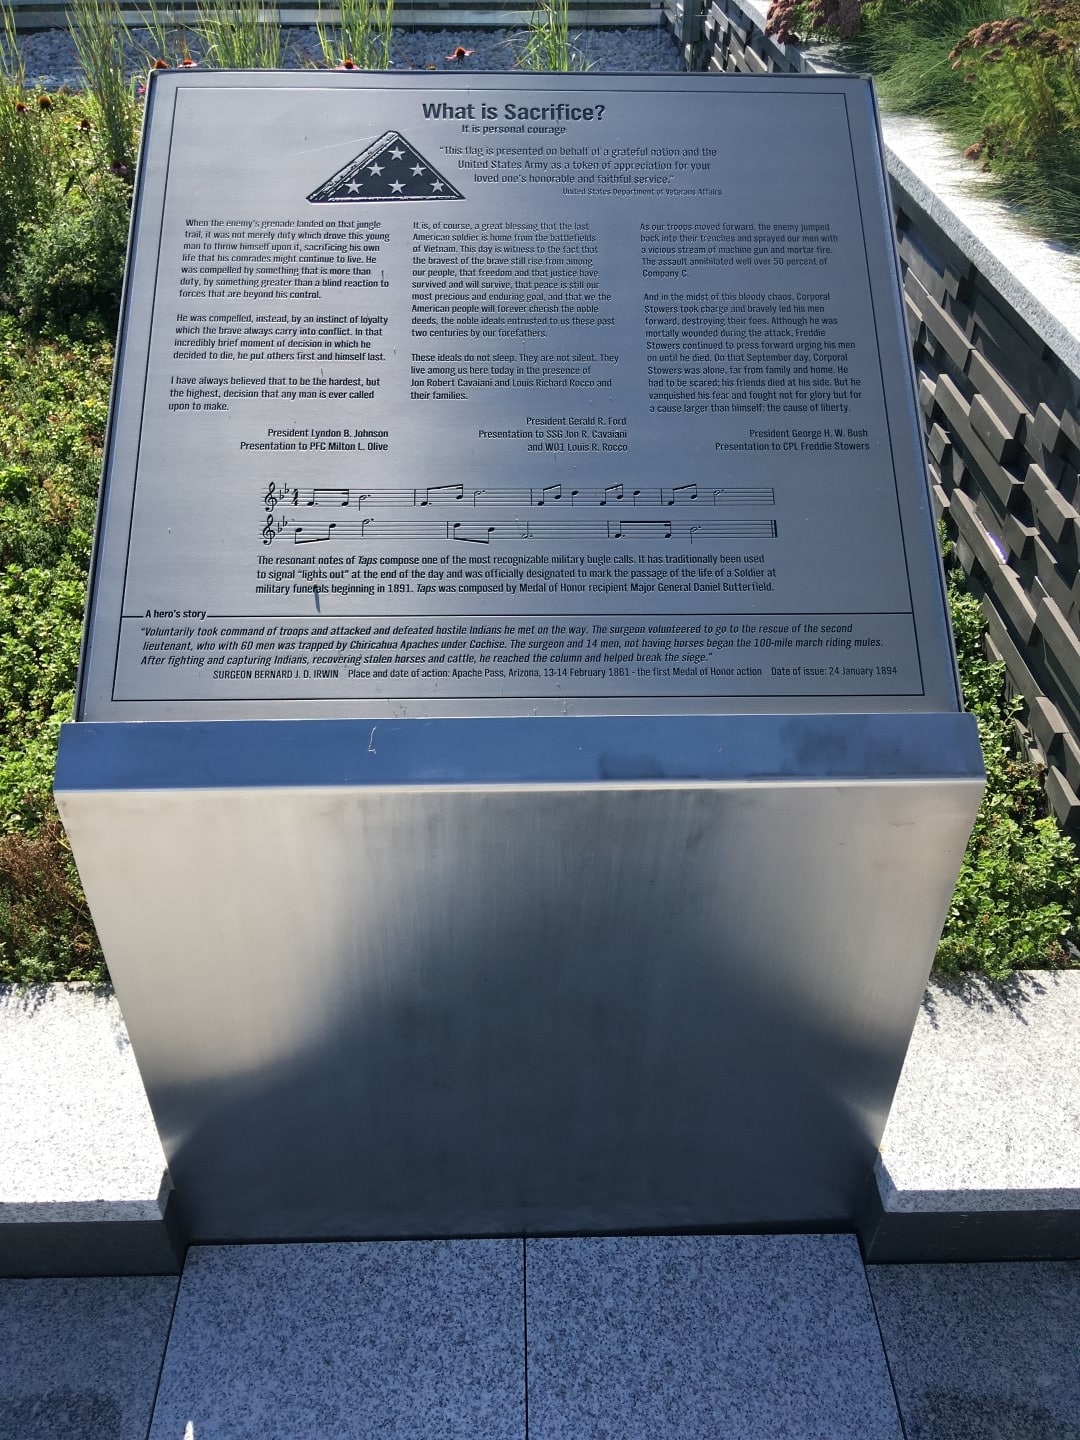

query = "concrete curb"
[859,972,1080,1262]
[0,986,183,1276]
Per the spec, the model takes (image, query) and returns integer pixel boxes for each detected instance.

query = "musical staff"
[263,480,775,513]
[267,517,778,547]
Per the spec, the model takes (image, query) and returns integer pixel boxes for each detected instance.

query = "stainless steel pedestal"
[56,713,983,1240]
[57,70,985,1240]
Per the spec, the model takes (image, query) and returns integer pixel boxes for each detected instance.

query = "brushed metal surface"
[56,714,984,1240]
[57,712,981,790]
[78,71,959,720]
[59,72,985,1241]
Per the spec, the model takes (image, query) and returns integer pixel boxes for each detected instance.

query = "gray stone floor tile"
[869,1261,1080,1439]
[0,1275,177,1440]
[148,1240,524,1440]
[525,1234,903,1440]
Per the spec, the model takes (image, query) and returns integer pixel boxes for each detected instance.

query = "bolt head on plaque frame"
[56,70,983,1241]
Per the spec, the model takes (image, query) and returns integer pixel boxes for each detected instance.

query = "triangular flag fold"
[308,131,464,203]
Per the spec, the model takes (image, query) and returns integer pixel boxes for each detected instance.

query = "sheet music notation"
[262,481,776,512]
[260,515,779,546]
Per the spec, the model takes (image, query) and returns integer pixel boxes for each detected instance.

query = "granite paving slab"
[147,1240,524,1440]
[868,1260,1080,1439]
[876,972,1080,1212]
[0,985,169,1224]
[0,984,180,1275]
[525,1234,903,1440]
[0,1274,177,1440]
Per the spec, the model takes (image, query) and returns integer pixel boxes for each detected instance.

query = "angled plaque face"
[77,71,960,720]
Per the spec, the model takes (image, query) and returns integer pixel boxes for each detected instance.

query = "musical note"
[599,483,623,506]
[713,486,774,505]
[535,483,562,507]
[293,522,337,544]
[419,482,464,506]
[308,488,349,507]
[665,483,699,506]
[612,519,674,541]
[452,522,496,545]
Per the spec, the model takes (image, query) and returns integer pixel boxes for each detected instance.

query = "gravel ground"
[14,24,684,90]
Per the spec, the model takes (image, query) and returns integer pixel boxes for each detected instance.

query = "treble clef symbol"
[264,481,278,510]
[261,515,275,545]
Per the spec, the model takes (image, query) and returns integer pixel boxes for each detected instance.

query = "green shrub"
[0,315,110,983]
[767,0,1080,244]
[845,0,1004,118]
[945,0,1080,240]
[0,561,86,825]
[0,102,60,291]
[68,0,140,175]
[0,819,105,983]
[11,168,130,337]
[0,65,131,332]
[936,550,1080,978]
[0,9,65,290]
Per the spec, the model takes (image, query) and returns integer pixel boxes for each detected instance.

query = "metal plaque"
[77,72,960,719]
